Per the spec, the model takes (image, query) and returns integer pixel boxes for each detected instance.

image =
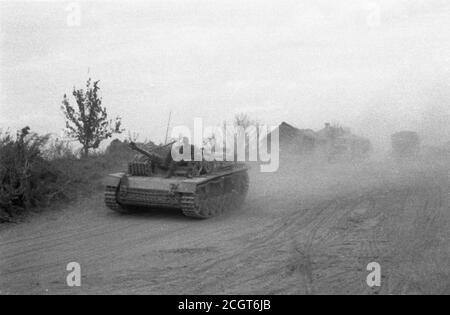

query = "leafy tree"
[61,78,123,157]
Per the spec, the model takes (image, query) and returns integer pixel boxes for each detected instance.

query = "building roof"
[277,122,317,141]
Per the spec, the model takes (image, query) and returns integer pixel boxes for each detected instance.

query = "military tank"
[104,141,249,219]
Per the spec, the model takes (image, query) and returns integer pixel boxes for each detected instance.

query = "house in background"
[266,122,372,161]
[267,122,320,155]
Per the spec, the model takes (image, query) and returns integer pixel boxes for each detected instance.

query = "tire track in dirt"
[1,163,449,294]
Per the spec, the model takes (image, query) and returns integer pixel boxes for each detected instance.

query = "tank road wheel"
[104,186,132,214]
[180,171,249,219]
[181,181,225,219]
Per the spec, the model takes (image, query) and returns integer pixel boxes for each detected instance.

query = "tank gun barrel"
[129,142,163,163]
[129,141,176,162]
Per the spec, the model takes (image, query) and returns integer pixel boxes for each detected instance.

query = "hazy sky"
[1,0,450,147]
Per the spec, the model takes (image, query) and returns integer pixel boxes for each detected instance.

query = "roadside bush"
[0,127,54,221]
[42,137,77,160]
[0,128,134,222]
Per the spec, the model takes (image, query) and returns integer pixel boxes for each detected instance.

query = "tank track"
[181,170,249,219]
[104,186,132,214]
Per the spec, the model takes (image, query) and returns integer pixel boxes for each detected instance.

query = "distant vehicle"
[104,141,249,219]
[318,123,372,163]
[391,131,420,159]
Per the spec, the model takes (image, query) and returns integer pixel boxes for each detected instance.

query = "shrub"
[0,127,133,222]
[42,138,77,160]
[0,127,55,221]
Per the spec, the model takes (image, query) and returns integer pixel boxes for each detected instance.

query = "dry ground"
[0,157,449,294]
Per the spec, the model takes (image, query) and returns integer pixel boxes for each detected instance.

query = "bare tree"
[234,112,257,130]
[61,78,123,157]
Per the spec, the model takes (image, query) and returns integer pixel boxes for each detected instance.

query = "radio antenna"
[164,110,172,144]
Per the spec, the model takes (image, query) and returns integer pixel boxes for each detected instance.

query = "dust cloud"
[250,144,449,213]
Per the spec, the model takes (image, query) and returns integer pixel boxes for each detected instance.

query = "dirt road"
[1,160,449,294]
